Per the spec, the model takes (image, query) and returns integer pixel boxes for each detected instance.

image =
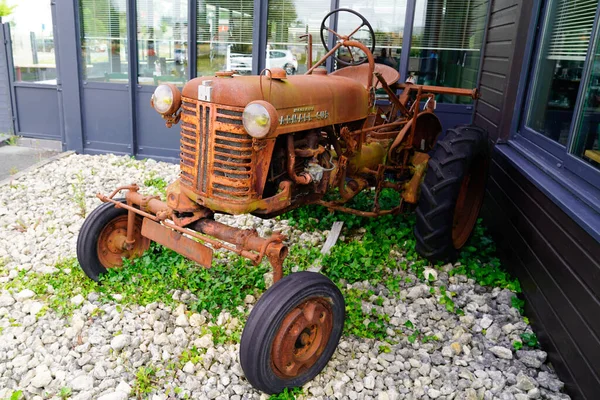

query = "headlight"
[151,84,181,115]
[242,101,278,138]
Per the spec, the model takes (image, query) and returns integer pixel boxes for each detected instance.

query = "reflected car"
[267,50,298,75]
[228,50,298,75]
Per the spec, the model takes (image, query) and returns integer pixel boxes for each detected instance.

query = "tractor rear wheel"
[414,125,488,262]
[77,200,150,281]
[240,271,345,394]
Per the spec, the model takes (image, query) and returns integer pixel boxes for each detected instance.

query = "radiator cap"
[269,68,287,80]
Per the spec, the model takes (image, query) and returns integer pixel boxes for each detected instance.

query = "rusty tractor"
[77,9,489,394]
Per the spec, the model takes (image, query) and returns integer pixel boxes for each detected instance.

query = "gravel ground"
[0,154,570,400]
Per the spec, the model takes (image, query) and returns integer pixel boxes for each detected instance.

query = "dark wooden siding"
[473,0,600,399]
[473,0,531,142]
[481,148,600,399]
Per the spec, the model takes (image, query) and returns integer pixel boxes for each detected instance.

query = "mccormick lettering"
[279,110,330,125]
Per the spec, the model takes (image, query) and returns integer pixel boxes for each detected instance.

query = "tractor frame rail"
[96,185,288,283]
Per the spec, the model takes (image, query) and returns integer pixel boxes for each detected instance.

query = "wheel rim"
[97,215,149,269]
[271,297,333,379]
[452,154,488,249]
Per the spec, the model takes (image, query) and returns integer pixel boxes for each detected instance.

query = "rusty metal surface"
[141,218,213,268]
[192,218,288,282]
[395,83,478,99]
[331,63,400,89]
[271,298,333,378]
[97,214,149,269]
[452,154,488,249]
[181,75,369,133]
[402,152,430,204]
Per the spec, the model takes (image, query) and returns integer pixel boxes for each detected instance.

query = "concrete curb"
[0,151,76,187]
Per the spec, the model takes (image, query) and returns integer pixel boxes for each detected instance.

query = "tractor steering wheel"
[320,8,376,67]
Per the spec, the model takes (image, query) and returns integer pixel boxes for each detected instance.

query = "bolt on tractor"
[77,9,489,394]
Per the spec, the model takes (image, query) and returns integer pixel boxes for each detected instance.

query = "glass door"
[5,0,61,140]
[79,0,132,155]
[135,0,188,160]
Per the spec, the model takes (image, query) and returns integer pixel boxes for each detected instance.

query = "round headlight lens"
[242,102,273,138]
[152,84,175,114]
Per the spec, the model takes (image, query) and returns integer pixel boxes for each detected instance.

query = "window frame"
[516,0,600,189]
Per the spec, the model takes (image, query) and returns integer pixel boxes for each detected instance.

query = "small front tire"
[76,200,149,281]
[240,271,345,394]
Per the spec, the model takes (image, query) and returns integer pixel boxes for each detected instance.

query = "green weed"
[520,332,539,348]
[71,171,87,218]
[59,387,72,399]
[8,390,23,400]
[134,366,158,398]
[269,387,303,399]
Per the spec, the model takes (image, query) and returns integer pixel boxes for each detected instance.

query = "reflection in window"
[7,0,57,83]
[267,0,329,75]
[197,1,254,76]
[409,0,488,104]
[137,0,187,85]
[526,0,597,145]
[80,0,128,83]
[337,1,407,71]
[572,29,600,169]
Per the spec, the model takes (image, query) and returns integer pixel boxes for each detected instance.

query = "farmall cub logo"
[279,106,330,125]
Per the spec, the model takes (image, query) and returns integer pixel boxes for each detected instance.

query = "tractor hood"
[182,73,369,133]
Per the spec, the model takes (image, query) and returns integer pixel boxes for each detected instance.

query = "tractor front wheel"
[77,200,150,281]
[240,271,345,394]
[414,125,489,262]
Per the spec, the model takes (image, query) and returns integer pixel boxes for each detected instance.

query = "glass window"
[526,0,598,145]
[197,1,254,76]
[408,0,488,104]
[571,25,600,169]
[337,1,408,71]
[137,0,187,85]
[6,0,57,83]
[267,0,330,75]
[80,0,128,83]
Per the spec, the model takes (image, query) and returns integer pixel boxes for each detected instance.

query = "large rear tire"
[240,271,345,394]
[414,125,489,262]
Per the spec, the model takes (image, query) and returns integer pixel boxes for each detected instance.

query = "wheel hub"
[271,298,333,378]
[97,215,149,269]
[452,154,488,249]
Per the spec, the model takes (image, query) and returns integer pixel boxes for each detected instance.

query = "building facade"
[474,0,600,398]
[0,0,488,160]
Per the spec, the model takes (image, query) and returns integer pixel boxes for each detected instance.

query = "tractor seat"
[329,63,400,89]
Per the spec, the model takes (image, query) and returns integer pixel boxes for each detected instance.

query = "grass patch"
[5,243,267,329]
[269,387,303,400]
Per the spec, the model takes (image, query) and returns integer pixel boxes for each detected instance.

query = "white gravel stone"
[175,314,189,327]
[71,294,85,305]
[97,392,127,400]
[110,334,131,351]
[30,364,52,388]
[71,374,94,391]
[14,289,35,301]
[490,346,513,359]
[189,313,206,327]
[0,293,15,306]
[115,381,132,395]
[0,154,569,399]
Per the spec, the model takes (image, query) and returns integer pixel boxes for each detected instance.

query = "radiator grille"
[179,98,255,201]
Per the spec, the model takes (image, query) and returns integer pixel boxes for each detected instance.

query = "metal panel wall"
[0,21,13,134]
[14,85,61,139]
